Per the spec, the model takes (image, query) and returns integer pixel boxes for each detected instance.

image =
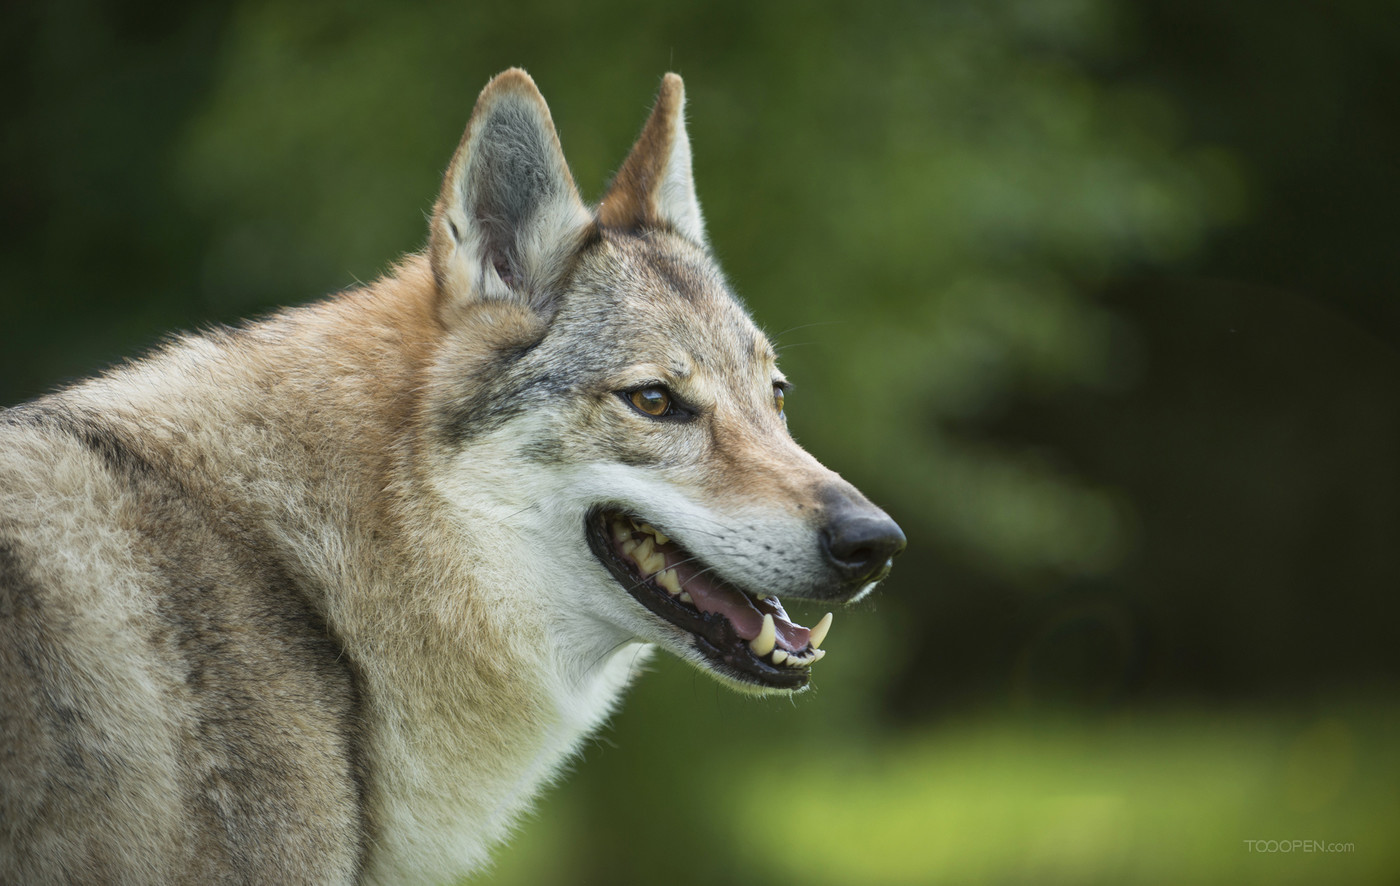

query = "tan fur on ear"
[598,73,706,244]
[430,68,592,323]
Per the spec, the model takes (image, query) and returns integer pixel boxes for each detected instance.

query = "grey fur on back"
[1,401,366,883]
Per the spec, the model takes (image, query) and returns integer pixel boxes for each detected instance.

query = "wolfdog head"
[423,70,904,694]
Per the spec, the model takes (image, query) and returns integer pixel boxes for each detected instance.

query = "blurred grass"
[480,684,1398,885]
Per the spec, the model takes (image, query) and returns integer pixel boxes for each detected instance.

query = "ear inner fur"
[430,68,592,324]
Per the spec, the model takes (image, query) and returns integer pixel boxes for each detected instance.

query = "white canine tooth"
[771,649,788,664]
[612,521,631,543]
[620,538,638,556]
[678,591,693,604]
[750,614,777,657]
[656,569,681,594]
[811,649,826,663]
[809,612,833,650]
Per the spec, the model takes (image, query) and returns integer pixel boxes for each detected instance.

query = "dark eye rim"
[618,384,694,422]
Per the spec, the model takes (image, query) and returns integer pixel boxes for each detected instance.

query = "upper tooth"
[638,523,670,544]
[611,521,632,543]
[634,536,655,565]
[750,614,776,657]
[656,569,681,594]
[811,649,826,662]
[643,551,666,575]
[809,612,833,649]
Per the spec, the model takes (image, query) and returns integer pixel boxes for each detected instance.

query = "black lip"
[585,505,809,690]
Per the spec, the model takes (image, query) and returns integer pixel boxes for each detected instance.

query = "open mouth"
[586,506,832,690]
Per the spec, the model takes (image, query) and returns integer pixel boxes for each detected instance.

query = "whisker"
[774,340,816,353]
[772,319,843,339]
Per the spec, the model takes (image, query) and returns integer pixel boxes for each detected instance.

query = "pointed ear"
[597,73,706,245]
[429,69,593,320]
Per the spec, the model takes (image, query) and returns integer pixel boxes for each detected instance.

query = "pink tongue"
[669,559,811,652]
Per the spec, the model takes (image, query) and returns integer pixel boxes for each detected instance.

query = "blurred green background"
[4,1,1397,883]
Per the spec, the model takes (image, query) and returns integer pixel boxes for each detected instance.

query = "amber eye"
[774,385,786,415]
[630,387,672,417]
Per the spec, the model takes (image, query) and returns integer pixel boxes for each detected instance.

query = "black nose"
[821,507,907,586]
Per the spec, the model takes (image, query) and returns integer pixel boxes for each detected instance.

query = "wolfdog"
[0,70,905,883]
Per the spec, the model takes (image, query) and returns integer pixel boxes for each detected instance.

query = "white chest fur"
[360,636,650,885]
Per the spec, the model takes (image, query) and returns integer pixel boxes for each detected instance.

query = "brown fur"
[598,73,684,232]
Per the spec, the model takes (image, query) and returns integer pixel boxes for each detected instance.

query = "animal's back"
[0,399,366,884]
